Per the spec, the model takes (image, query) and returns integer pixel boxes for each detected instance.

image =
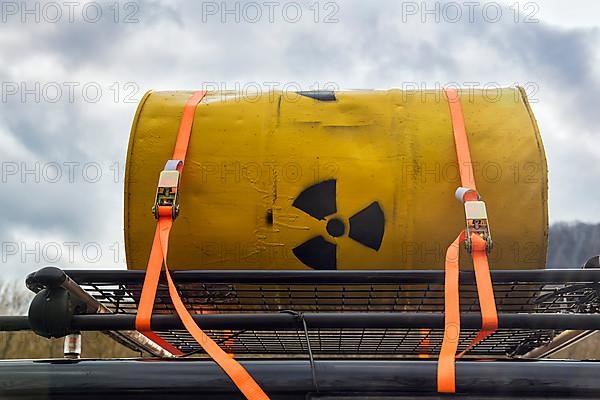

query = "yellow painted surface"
[125,88,548,270]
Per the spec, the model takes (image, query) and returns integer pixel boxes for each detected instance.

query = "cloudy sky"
[0,0,599,279]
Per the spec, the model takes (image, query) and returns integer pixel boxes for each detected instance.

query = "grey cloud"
[1,0,600,279]
[471,18,599,131]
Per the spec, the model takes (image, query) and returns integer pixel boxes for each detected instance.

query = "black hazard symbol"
[291,179,385,270]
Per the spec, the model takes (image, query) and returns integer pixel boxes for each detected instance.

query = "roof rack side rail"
[26,266,173,358]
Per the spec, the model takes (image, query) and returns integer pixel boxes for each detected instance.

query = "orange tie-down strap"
[437,231,497,393]
[135,91,270,400]
[446,88,476,191]
[437,88,498,393]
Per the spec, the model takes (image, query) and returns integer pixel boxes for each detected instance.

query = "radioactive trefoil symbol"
[291,179,385,270]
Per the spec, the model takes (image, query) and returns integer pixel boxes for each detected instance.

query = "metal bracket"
[64,333,82,359]
[25,266,175,358]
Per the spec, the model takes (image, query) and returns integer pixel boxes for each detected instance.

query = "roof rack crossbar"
[58,312,600,331]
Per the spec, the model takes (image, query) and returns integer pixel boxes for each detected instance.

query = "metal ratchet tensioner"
[455,187,493,253]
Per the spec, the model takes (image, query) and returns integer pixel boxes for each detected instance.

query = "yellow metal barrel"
[124,88,547,270]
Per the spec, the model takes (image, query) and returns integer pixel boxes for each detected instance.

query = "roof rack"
[2,266,600,398]
[3,266,598,359]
